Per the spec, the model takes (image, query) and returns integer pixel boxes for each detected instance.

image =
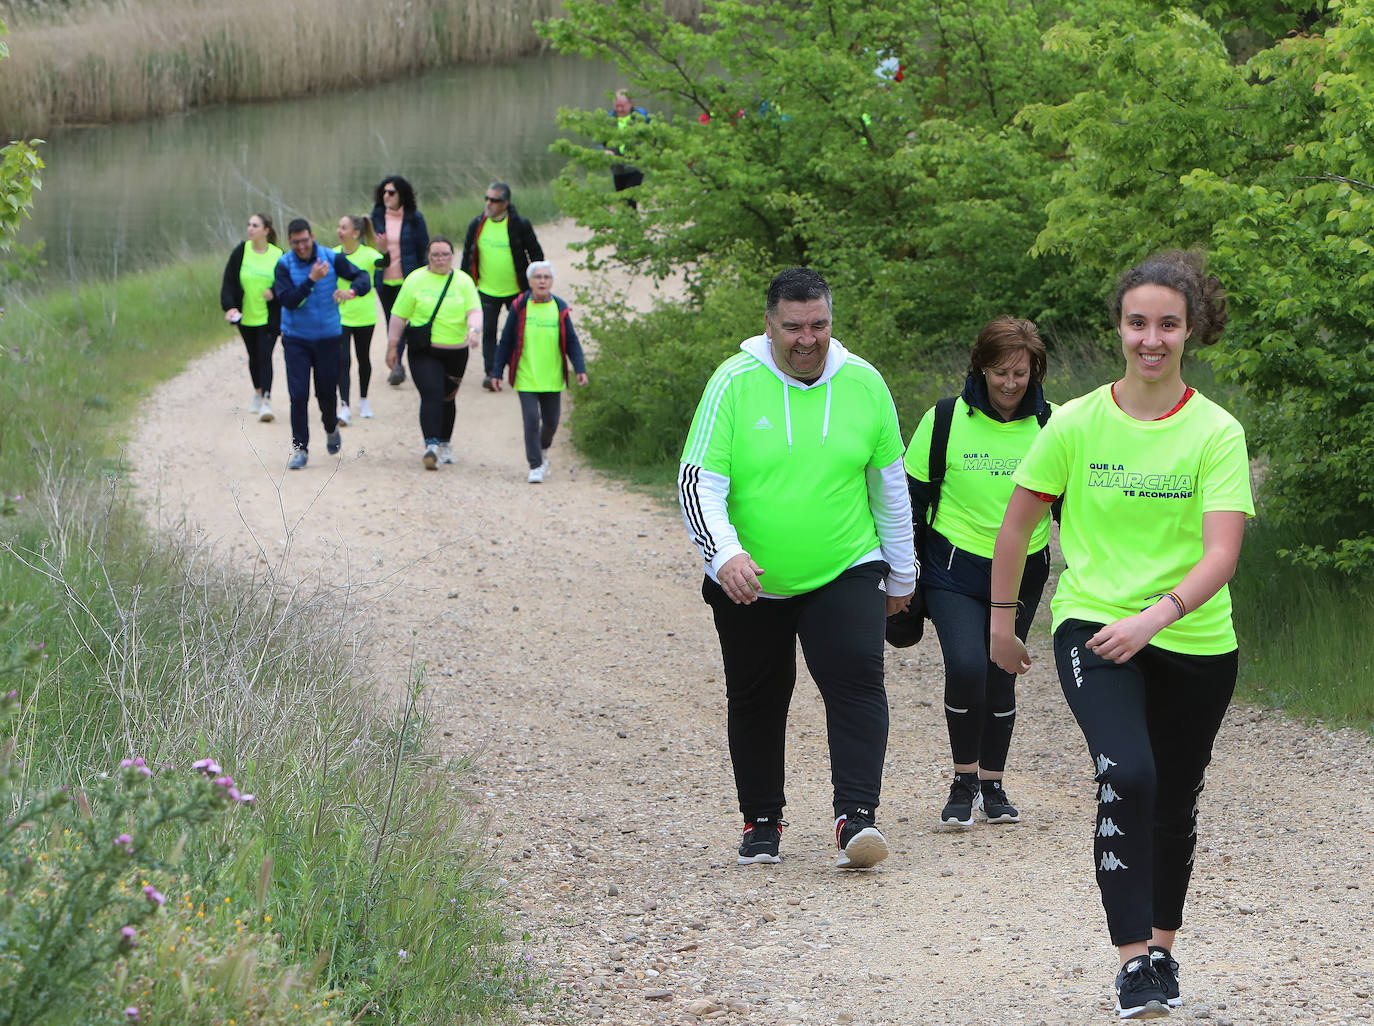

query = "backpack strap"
[926,396,958,528]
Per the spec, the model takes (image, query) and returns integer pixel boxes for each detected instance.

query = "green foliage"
[541,0,1105,346]
[1027,0,1374,571]
[0,22,43,249]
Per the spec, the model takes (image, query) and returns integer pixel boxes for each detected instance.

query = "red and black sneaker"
[834,809,888,869]
[737,814,784,865]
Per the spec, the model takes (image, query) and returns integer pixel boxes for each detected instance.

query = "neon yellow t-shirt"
[338,245,383,327]
[239,244,282,327]
[514,300,564,392]
[393,268,481,349]
[476,218,518,298]
[680,350,905,596]
[904,398,1053,558]
[1013,384,1254,654]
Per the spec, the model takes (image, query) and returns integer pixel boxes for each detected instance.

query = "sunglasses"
[382,187,397,195]
[485,196,507,204]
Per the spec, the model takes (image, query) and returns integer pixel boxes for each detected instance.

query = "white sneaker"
[258,399,274,423]
[438,442,455,464]
[249,394,263,414]
[422,444,439,470]
[527,466,544,484]
[337,404,352,426]
[358,397,373,418]
[540,450,551,474]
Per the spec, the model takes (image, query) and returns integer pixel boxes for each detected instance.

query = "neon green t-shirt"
[393,268,481,349]
[337,245,383,327]
[1013,384,1254,654]
[680,349,905,596]
[476,218,518,298]
[239,243,282,327]
[904,398,1053,558]
[514,299,564,392]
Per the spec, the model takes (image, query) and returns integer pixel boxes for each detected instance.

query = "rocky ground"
[127,220,1373,1025]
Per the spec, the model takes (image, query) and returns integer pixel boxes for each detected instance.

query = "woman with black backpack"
[902,316,1055,829]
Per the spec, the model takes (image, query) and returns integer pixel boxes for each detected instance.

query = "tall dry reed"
[0,0,702,137]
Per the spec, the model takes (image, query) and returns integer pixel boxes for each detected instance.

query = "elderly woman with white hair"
[490,260,588,483]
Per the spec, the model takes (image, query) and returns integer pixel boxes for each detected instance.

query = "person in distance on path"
[990,250,1252,1020]
[678,267,915,871]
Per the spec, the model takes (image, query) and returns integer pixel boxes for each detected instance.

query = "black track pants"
[283,334,340,452]
[704,561,890,822]
[1054,619,1236,946]
[407,345,468,443]
[338,324,374,402]
[236,321,277,395]
[479,292,516,378]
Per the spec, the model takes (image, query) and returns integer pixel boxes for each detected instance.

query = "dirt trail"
[127,220,1373,1026]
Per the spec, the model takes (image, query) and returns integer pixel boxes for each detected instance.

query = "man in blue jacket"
[274,219,373,470]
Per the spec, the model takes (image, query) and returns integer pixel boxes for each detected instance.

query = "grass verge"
[0,193,547,1022]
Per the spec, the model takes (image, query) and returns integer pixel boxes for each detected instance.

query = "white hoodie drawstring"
[822,380,832,446]
[782,378,793,452]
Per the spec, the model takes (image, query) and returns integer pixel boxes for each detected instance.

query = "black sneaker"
[834,810,888,869]
[1148,946,1182,1008]
[940,773,979,829]
[737,815,784,865]
[1114,955,1170,1019]
[977,780,1021,824]
[326,429,342,455]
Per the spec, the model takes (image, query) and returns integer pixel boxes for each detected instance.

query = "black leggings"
[923,541,1050,771]
[407,345,468,443]
[378,282,403,357]
[517,391,561,468]
[235,321,277,395]
[1054,619,1236,946]
[704,561,890,821]
[338,324,374,403]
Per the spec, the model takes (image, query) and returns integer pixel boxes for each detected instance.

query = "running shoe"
[337,404,352,426]
[482,377,495,391]
[977,780,1021,824]
[286,449,307,471]
[258,399,274,423]
[541,450,551,474]
[358,397,373,418]
[737,815,784,865]
[527,466,544,484]
[249,394,263,414]
[940,774,979,829]
[1148,946,1182,1008]
[388,364,406,386]
[326,429,342,455]
[422,444,439,470]
[438,443,455,464]
[1114,956,1170,1019]
[834,811,888,869]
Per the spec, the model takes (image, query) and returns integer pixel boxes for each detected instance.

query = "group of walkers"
[219,175,585,480]
[678,255,1251,1020]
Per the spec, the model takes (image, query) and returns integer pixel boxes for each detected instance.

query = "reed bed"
[0,0,702,137]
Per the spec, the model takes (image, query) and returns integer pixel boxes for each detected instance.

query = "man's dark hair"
[287,218,311,236]
[488,181,512,203]
[766,267,832,317]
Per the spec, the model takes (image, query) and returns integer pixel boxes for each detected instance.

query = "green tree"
[1024,0,1374,571]
[0,22,43,252]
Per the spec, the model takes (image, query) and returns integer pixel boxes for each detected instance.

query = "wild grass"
[0,0,703,136]
[0,181,558,1022]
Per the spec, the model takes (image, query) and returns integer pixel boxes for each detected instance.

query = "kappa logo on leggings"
[1069,645,1085,688]
[1099,851,1129,871]
[1097,817,1126,838]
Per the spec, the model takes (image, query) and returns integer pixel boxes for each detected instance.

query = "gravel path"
[128,221,1373,1025]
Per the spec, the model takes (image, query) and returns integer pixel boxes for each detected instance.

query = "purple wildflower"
[142,884,165,907]
[119,925,137,948]
[125,1008,140,1021]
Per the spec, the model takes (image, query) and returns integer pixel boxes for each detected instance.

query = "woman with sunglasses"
[370,174,429,385]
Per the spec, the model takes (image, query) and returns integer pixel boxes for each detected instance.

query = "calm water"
[16,54,621,281]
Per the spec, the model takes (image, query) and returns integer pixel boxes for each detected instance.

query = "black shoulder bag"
[404,271,454,355]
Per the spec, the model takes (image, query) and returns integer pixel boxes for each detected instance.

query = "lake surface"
[15,54,622,281]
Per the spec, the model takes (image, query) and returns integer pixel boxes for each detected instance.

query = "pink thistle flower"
[125,1007,140,1021]
[142,884,165,907]
[192,758,222,776]
[119,925,137,948]
[114,833,134,852]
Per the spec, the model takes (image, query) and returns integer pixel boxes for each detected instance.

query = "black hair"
[488,181,511,203]
[374,174,417,212]
[427,234,455,256]
[1110,249,1229,346]
[765,267,832,318]
[286,218,311,237]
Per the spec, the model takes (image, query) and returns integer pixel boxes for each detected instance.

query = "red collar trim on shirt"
[1111,382,1196,420]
